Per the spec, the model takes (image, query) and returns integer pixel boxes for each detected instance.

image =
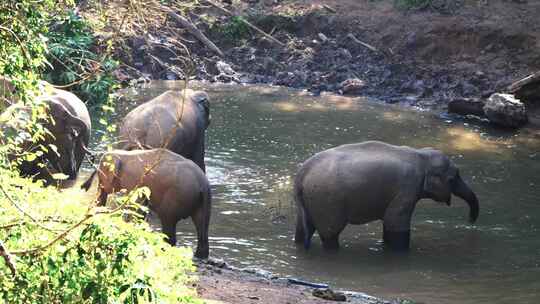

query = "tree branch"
[0,240,16,276]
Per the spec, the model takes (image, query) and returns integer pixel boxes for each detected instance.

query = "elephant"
[81,148,212,259]
[118,89,210,172]
[0,81,91,183]
[294,141,479,251]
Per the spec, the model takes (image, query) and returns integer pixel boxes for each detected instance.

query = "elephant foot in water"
[320,235,340,250]
[383,229,410,251]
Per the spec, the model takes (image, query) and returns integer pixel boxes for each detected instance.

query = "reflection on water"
[88,82,540,304]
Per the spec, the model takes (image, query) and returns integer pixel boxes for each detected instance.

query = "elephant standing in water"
[1,81,91,183]
[81,148,212,259]
[118,89,210,172]
[294,141,479,251]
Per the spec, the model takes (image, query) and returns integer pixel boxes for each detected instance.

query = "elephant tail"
[195,184,212,259]
[294,173,314,250]
[80,169,97,191]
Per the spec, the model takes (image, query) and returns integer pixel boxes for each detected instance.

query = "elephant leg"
[191,205,210,259]
[383,226,410,251]
[382,198,415,251]
[192,140,206,173]
[97,187,108,206]
[294,208,315,248]
[161,217,178,246]
[318,222,346,250]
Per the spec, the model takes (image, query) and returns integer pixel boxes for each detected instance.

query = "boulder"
[339,78,366,95]
[447,98,485,117]
[483,93,528,128]
[312,288,346,302]
[317,33,329,44]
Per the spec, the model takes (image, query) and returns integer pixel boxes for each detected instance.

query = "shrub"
[44,11,119,106]
[0,168,202,303]
[1,3,201,303]
[212,16,251,45]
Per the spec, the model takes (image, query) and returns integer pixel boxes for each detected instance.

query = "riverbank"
[83,0,539,109]
[195,259,398,304]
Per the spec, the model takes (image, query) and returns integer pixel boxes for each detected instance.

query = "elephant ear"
[192,91,210,128]
[423,170,440,196]
[422,150,450,195]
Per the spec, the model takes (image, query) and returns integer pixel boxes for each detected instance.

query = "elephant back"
[118,89,205,154]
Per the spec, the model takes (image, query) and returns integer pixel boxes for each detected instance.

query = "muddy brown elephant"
[1,81,91,183]
[81,148,212,258]
[294,141,479,251]
[118,89,210,172]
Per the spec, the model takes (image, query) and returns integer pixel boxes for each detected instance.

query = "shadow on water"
[84,81,540,304]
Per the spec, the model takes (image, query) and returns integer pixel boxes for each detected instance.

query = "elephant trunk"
[452,173,479,223]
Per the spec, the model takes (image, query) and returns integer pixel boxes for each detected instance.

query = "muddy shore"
[195,259,403,304]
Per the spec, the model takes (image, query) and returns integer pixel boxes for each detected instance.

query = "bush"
[0,168,201,303]
[1,3,202,303]
[44,11,119,106]
[0,0,53,100]
[212,16,251,45]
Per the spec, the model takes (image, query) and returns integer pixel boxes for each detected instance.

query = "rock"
[275,71,304,88]
[206,258,228,269]
[312,288,346,302]
[111,68,131,83]
[215,61,236,76]
[339,78,366,94]
[483,93,528,128]
[448,98,485,117]
[165,71,179,80]
[338,48,353,61]
[318,33,329,44]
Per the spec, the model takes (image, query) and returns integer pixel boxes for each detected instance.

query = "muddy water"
[90,82,540,304]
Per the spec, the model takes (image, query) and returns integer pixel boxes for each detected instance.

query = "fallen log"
[167,10,224,57]
[507,70,540,103]
[346,33,379,52]
[287,278,329,289]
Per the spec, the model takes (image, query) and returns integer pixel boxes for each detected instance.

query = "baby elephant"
[294,141,479,251]
[82,148,211,258]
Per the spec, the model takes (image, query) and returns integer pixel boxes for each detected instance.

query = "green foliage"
[0,0,58,170]
[0,0,56,100]
[44,11,119,105]
[0,3,201,303]
[213,16,251,45]
[0,169,201,303]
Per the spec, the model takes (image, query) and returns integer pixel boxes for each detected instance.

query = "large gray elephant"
[294,141,479,251]
[1,81,91,183]
[118,89,210,172]
[81,148,212,259]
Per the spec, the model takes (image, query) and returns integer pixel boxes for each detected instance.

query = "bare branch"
[0,240,16,276]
